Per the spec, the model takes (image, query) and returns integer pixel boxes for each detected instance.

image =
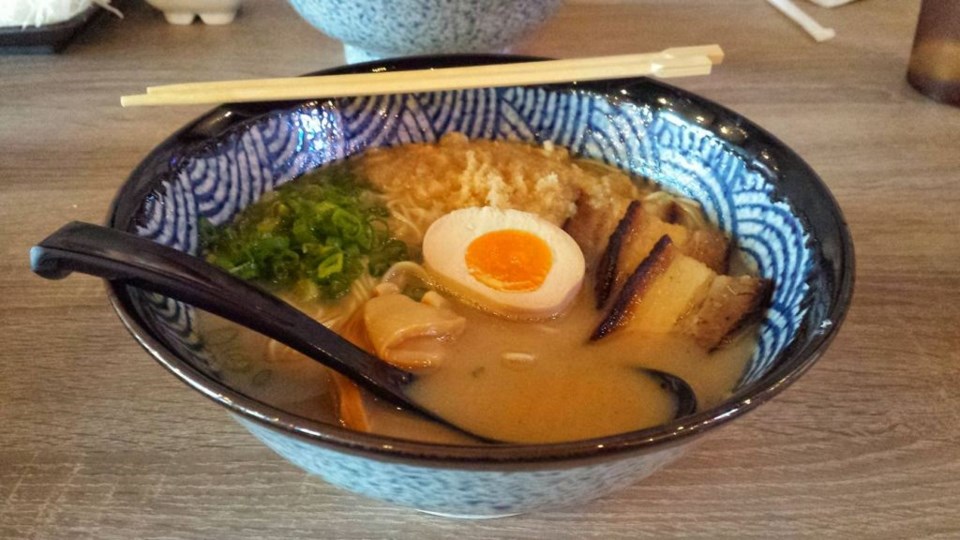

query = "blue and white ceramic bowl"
[106,55,854,518]
[286,0,564,63]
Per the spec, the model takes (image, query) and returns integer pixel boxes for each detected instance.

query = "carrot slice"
[330,372,371,432]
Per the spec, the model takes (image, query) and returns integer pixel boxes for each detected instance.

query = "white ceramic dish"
[143,0,241,25]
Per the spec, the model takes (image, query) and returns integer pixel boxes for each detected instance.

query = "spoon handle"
[30,221,418,409]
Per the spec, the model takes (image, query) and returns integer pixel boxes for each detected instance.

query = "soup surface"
[199,133,769,444]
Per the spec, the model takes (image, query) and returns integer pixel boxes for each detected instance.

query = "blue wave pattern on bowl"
[135,87,811,387]
[236,415,684,516]
[129,86,812,515]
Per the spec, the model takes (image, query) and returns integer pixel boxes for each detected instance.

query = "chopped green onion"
[200,164,409,302]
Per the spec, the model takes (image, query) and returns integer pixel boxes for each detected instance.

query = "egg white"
[422,207,585,320]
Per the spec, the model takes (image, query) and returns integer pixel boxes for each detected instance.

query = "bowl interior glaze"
[107,55,853,463]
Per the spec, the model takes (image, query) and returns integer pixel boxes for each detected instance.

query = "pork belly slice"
[685,228,731,274]
[596,201,707,307]
[591,236,715,341]
[681,275,773,350]
[563,192,633,269]
[642,197,684,224]
[593,200,734,308]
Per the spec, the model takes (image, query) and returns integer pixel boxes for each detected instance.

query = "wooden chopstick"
[144,45,724,95]
[121,45,723,107]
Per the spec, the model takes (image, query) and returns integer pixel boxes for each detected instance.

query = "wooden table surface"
[2,0,958,538]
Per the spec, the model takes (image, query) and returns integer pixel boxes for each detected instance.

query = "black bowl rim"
[105,54,855,466]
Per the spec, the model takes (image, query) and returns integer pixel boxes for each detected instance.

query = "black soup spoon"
[30,221,698,443]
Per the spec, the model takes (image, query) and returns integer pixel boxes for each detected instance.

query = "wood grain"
[2,0,958,538]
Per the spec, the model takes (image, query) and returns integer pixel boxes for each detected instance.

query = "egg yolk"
[465,229,553,292]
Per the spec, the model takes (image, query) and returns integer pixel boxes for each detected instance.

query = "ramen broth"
[198,290,755,444]
[198,133,766,444]
[404,287,755,443]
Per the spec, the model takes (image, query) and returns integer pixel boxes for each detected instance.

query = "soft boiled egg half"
[422,207,586,320]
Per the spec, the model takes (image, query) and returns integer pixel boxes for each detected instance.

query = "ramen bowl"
[286,0,564,63]
[105,55,853,517]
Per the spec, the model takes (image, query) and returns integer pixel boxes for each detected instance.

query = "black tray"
[0,6,101,54]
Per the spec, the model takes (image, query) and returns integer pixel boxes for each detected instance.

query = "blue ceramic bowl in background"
[286,0,564,63]
[106,55,854,518]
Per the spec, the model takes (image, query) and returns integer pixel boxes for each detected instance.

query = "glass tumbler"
[907,0,960,106]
